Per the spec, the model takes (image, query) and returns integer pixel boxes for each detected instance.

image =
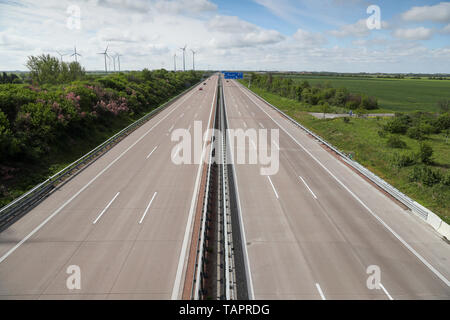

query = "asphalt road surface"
[224,79,450,300]
[0,76,218,299]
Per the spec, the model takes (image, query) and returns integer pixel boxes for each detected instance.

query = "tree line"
[249,73,379,112]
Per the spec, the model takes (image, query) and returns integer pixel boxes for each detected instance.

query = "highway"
[0,76,218,299]
[223,79,450,300]
[1,75,449,301]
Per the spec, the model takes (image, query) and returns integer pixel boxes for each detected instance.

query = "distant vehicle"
[203,83,206,85]
[199,87,203,90]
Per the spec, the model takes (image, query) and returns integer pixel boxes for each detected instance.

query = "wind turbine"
[71,46,81,63]
[116,53,123,71]
[173,53,177,72]
[56,51,68,63]
[191,49,196,71]
[180,45,187,71]
[97,45,109,73]
[111,54,117,72]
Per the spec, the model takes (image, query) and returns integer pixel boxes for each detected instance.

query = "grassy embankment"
[0,70,202,207]
[239,80,450,224]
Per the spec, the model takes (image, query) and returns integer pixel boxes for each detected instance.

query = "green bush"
[383,116,409,134]
[408,166,443,186]
[436,113,450,131]
[406,126,423,140]
[0,69,203,162]
[442,172,450,186]
[377,130,387,138]
[391,152,415,168]
[386,135,407,148]
[417,143,433,164]
[419,123,435,135]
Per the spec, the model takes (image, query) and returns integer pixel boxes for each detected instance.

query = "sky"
[0,0,449,73]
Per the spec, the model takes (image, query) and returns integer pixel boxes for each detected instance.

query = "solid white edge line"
[171,76,217,300]
[146,146,158,159]
[299,176,318,200]
[238,81,450,288]
[379,283,394,300]
[0,81,199,265]
[267,176,279,199]
[93,192,120,224]
[315,283,326,300]
[139,192,157,224]
[224,83,255,300]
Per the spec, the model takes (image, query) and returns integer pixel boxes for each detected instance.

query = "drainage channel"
[191,76,249,300]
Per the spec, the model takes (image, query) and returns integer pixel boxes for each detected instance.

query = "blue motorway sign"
[223,72,243,79]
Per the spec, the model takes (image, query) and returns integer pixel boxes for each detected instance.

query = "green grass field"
[275,75,450,113]
[244,85,450,224]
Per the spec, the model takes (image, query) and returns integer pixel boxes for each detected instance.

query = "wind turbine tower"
[116,54,123,72]
[71,46,81,63]
[56,51,68,63]
[191,49,196,71]
[97,45,109,73]
[173,53,177,72]
[180,45,187,71]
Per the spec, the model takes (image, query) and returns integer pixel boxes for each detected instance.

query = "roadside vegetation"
[273,74,450,112]
[248,73,379,116]
[240,74,450,223]
[0,55,202,207]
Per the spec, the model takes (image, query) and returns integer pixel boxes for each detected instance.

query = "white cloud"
[206,14,284,49]
[292,29,326,47]
[211,30,285,49]
[207,15,258,33]
[154,0,217,14]
[442,24,450,33]
[329,19,370,37]
[393,27,434,41]
[401,2,450,23]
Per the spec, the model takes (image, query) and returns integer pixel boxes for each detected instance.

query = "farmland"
[273,75,450,113]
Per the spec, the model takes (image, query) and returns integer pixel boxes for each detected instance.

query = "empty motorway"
[0,76,218,299]
[0,75,449,300]
[223,79,450,300]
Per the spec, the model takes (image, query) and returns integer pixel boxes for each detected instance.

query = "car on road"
[199,87,203,90]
